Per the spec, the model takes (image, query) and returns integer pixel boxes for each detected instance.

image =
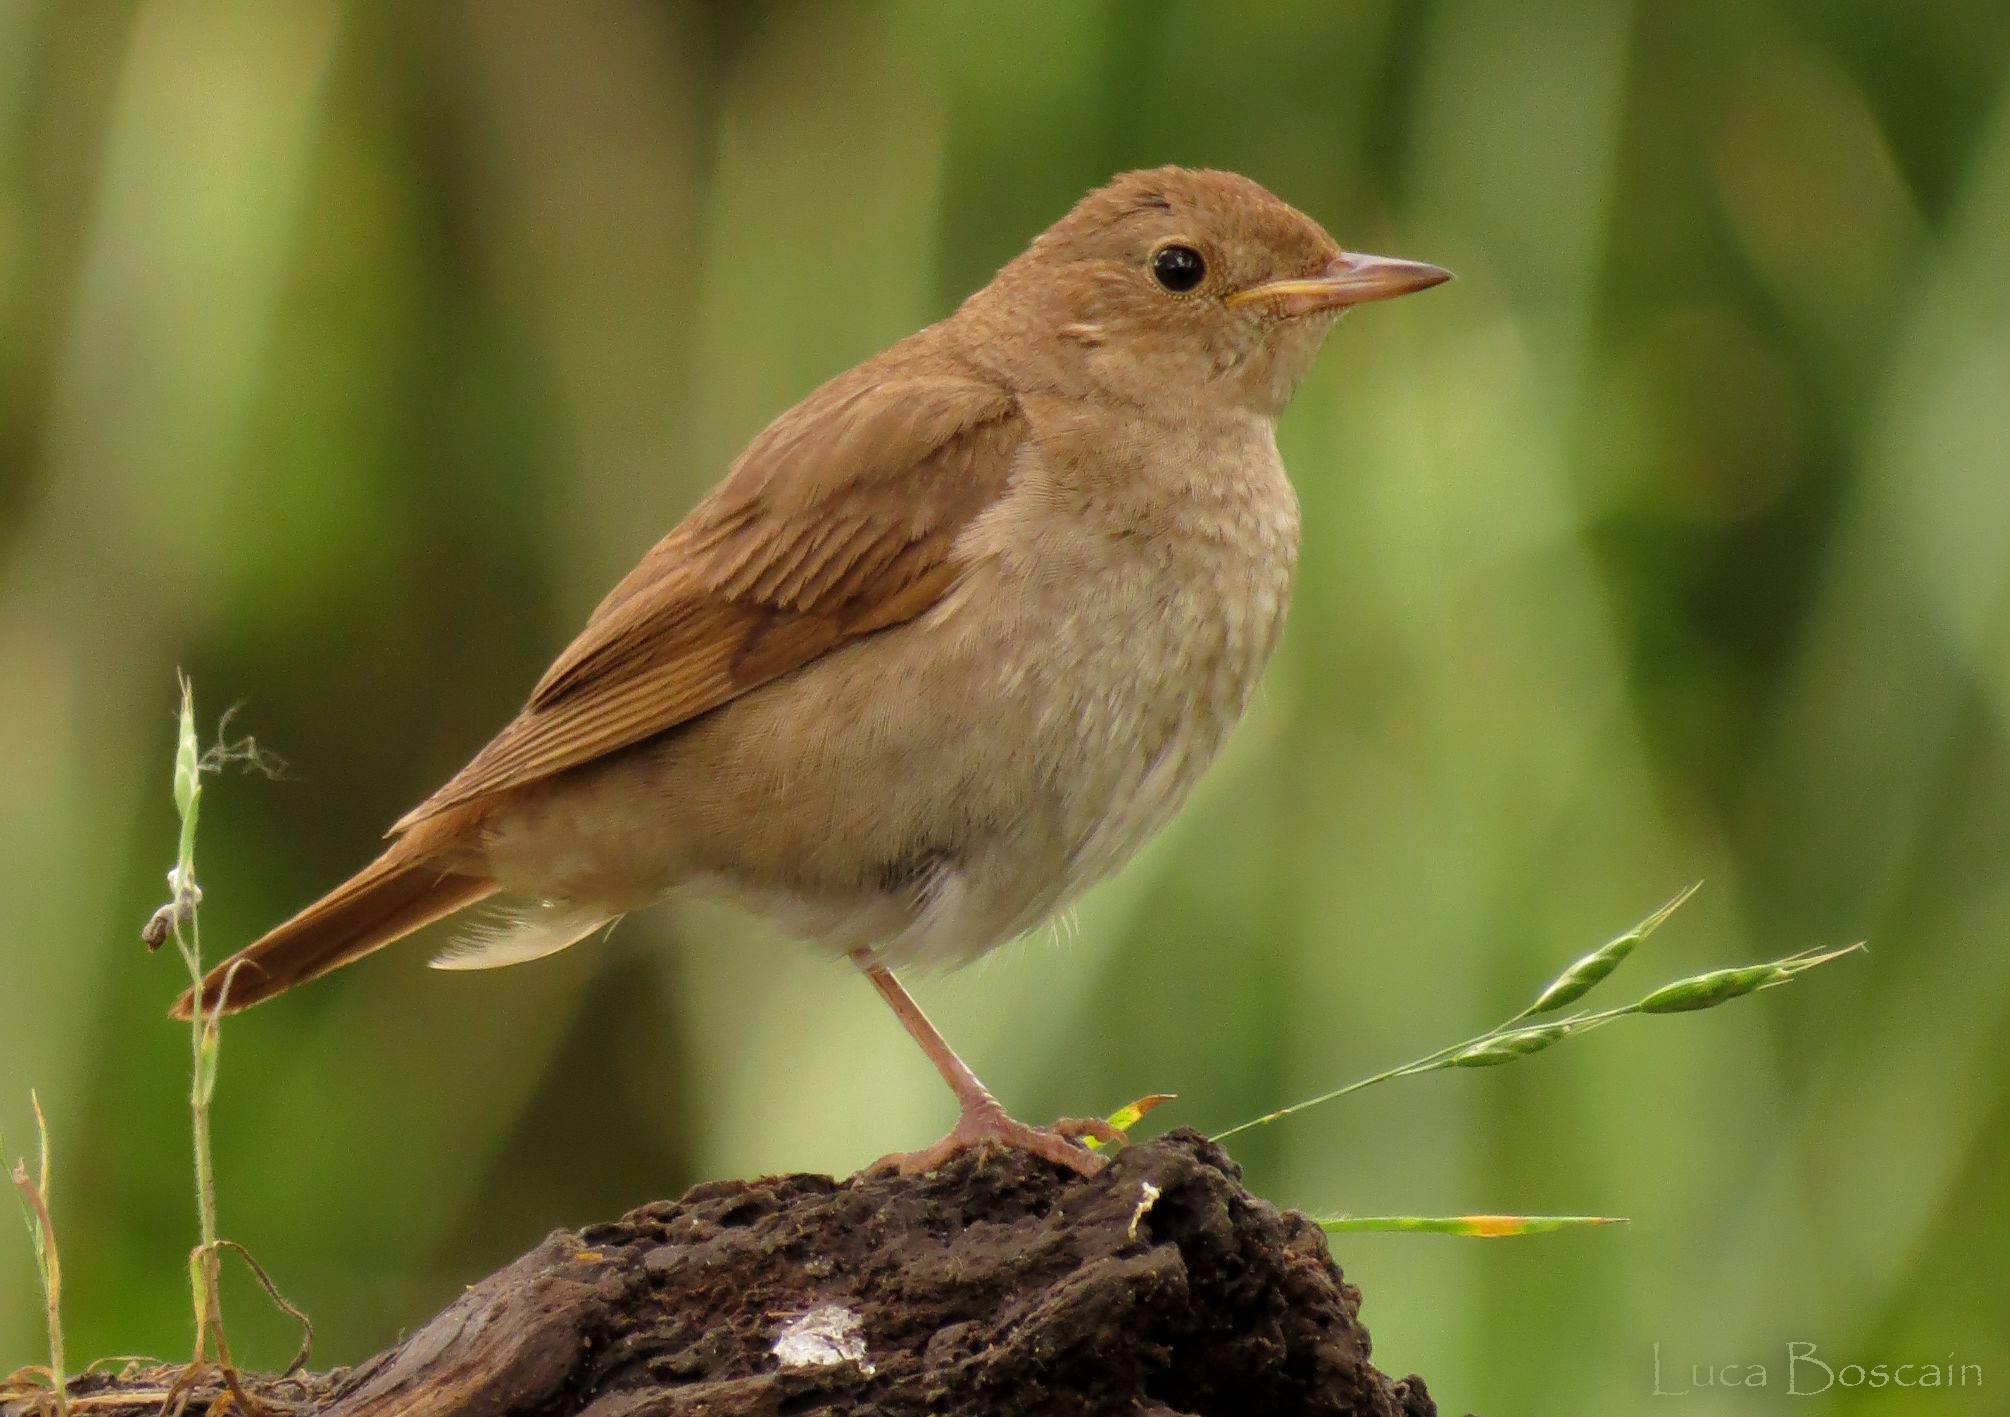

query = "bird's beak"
[1228,250,1453,317]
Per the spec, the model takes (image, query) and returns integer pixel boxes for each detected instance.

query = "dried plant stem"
[207,1239,315,1377]
[8,1093,66,1415]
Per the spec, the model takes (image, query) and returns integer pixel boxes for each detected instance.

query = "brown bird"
[177,167,1448,1175]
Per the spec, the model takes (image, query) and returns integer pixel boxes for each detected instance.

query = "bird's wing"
[392,370,1022,832]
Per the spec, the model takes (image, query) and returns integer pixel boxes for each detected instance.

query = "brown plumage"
[188,854,494,1012]
[175,168,1448,1174]
[398,375,1021,828]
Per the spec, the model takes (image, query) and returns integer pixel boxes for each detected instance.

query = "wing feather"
[392,368,1020,832]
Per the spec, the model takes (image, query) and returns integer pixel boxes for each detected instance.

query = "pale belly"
[481,437,1300,968]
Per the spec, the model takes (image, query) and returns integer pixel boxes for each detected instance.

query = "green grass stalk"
[148,676,311,1397]
[161,674,227,1366]
[1212,886,1862,1142]
[8,1093,66,1415]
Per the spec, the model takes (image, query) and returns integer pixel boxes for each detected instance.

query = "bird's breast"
[946,415,1301,895]
[566,417,1305,967]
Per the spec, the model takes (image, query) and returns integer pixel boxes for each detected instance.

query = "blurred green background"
[4,2,2008,1412]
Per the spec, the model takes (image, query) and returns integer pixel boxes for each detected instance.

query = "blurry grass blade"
[1520,882,1700,1018]
[1086,1093,1176,1152]
[10,1156,40,1256]
[1318,1213,1627,1238]
[194,959,252,1108]
[1106,1093,1175,1134]
[195,1017,223,1108]
[32,1090,50,1203]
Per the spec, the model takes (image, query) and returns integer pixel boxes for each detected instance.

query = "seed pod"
[1525,883,1700,1017]
[1634,964,1779,1014]
[173,679,201,823]
[1445,1022,1573,1067]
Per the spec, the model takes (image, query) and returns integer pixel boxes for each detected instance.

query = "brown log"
[7,1132,1441,1417]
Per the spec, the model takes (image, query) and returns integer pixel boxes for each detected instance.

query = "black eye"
[1151,244,1206,293]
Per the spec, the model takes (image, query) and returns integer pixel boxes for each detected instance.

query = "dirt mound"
[11,1130,1439,1416]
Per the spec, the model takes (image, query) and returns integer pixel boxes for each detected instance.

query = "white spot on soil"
[771,1303,874,1375]
[1128,1180,1163,1241]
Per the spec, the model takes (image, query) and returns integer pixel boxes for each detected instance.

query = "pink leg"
[852,950,1121,1176]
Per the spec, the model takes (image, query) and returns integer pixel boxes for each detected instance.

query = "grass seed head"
[1524,882,1700,1017]
[1446,1022,1575,1067]
[1635,963,1783,1014]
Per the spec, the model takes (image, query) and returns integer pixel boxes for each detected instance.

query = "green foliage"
[3,6,2007,1410]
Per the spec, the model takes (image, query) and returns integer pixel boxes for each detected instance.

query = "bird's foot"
[870,1102,1124,1178]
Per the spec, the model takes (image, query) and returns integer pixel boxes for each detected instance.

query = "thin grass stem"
[1212,887,1863,1143]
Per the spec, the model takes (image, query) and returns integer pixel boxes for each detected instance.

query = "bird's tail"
[171,849,497,1020]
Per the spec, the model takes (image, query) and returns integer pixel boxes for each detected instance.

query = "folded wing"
[393,367,1023,832]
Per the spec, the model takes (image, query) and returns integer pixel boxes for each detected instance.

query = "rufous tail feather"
[171,850,497,1020]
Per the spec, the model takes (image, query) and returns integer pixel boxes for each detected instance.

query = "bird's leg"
[852,950,1121,1177]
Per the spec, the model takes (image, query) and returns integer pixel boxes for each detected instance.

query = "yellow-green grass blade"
[1318,1213,1628,1238]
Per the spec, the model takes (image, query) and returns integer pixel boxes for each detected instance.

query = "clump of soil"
[10,1130,1440,1416]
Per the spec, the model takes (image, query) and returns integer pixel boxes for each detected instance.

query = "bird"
[176,167,1449,1176]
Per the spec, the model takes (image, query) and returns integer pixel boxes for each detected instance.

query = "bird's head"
[978,167,1450,419]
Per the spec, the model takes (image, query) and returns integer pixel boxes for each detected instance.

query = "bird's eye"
[1151,244,1206,293]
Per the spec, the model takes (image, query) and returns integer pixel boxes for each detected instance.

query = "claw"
[869,1103,1112,1178]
